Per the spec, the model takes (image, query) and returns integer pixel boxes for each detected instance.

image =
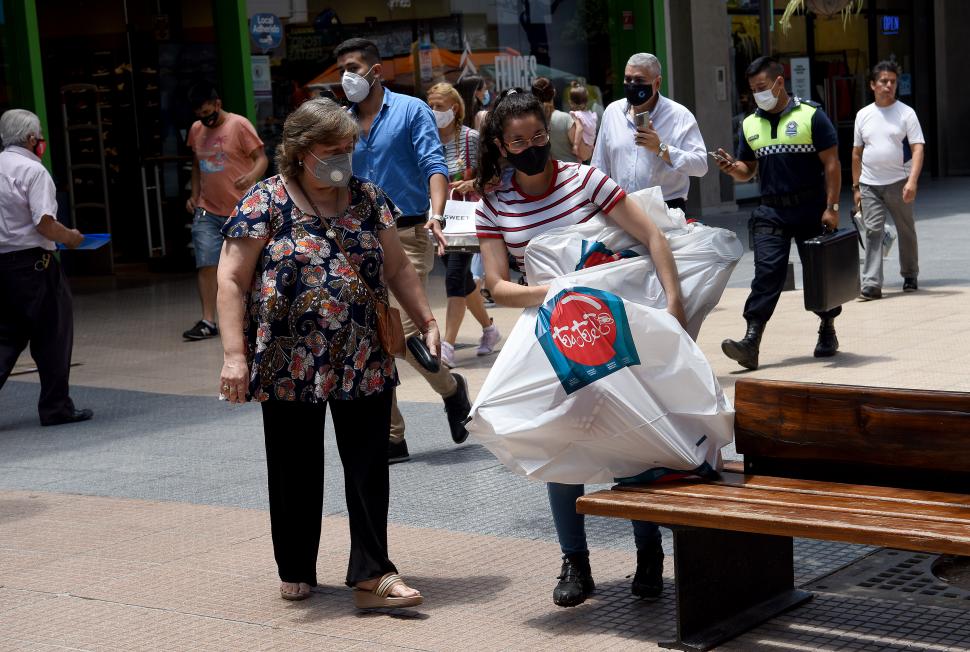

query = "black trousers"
[0,248,76,423]
[743,204,843,325]
[261,390,396,587]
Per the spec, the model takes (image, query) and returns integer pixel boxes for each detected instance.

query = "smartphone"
[634,111,650,128]
[708,150,730,164]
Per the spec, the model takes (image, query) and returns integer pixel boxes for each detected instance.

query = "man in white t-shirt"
[852,60,925,299]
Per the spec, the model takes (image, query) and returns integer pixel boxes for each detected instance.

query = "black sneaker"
[553,554,595,607]
[903,277,918,292]
[631,546,664,600]
[41,408,94,427]
[388,439,410,464]
[183,320,219,340]
[443,373,471,444]
[860,286,882,301]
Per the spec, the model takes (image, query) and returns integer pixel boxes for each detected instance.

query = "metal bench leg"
[660,527,813,652]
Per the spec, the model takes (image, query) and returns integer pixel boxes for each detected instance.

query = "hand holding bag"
[298,181,406,358]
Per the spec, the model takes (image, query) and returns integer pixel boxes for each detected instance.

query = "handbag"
[296,180,406,358]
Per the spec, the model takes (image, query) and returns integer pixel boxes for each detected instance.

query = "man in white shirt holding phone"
[591,53,708,212]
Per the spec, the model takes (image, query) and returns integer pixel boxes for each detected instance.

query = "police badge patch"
[785,120,798,137]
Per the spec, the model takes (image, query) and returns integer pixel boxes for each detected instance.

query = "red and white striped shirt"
[476,161,626,268]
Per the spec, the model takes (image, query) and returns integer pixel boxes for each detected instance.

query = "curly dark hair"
[475,89,547,194]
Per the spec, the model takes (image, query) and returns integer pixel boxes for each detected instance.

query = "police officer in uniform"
[715,56,842,370]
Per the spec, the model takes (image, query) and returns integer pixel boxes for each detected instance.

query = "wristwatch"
[657,142,668,158]
[430,214,446,227]
[827,203,840,212]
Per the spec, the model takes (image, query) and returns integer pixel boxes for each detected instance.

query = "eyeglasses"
[503,131,550,154]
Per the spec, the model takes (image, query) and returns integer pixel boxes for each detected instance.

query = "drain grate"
[806,549,970,611]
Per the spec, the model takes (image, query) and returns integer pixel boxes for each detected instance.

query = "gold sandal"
[353,573,423,609]
[280,582,311,601]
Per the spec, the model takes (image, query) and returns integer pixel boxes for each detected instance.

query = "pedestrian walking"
[0,109,92,426]
[183,84,267,341]
[531,77,578,163]
[475,89,686,607]
[716,56,843,370]
[334,38,471,463]
[217,98,435,608]
[852,60,925,299]
[455,74,486,130]
[425,82,501,368]
[590,53,708,212]
[567,81,598,162]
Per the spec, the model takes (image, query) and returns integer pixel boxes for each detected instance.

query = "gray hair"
[0,109,41,148]
[626,53,662,77]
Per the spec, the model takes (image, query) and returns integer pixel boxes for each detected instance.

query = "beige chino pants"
[389,224,457,443]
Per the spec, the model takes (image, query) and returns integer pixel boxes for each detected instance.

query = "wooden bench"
[576,379,970,652]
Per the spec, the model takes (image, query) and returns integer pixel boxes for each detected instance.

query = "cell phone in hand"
[634,111,650,128]
[708,150,730,164]
[406,335,440,373]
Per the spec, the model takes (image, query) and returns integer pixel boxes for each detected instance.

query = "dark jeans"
[261,390,396,587]
[0,248,76,423]
[547,482,660,556]
[743,204,843,325]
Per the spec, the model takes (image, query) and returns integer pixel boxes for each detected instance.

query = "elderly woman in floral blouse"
[217,98,438,608]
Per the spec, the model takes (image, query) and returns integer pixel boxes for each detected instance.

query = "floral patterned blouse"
[221,175,400,402]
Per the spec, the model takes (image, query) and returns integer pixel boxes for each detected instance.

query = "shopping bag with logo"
[467,257,734,485]
[524,216,743,339]
[441,193,480,253]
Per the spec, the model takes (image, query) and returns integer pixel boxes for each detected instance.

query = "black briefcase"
[801,228,860,312]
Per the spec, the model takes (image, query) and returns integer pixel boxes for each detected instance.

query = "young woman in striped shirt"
[475,89,687,608]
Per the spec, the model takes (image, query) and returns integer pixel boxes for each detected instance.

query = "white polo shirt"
[0,146,58,254]
[590,95,708,202]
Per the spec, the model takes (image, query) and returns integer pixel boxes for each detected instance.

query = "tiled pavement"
[3,179,970,650]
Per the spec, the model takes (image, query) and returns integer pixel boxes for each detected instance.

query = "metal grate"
[807,549,970,611]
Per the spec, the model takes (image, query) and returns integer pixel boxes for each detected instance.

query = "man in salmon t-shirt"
[184,84,267,341]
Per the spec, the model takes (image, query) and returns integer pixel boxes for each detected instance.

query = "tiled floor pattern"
[1,491,969,651]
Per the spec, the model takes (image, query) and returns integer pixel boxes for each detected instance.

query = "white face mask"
[753,78,781,111]
[341,66,376,104]
[433,107,455,129]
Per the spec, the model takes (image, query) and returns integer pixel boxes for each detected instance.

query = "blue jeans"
[547,482,660,556]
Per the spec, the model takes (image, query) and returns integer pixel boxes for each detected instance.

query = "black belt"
[397,214,427,229]
[761,187,824,209]
[0,247,52,261]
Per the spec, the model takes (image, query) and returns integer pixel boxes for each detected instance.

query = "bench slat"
[576,489,970,557]
[622,483,970,526]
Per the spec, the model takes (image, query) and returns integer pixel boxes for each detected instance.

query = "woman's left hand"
[220,353,250,404]
[424,220,447,257]
[423,319,441,359]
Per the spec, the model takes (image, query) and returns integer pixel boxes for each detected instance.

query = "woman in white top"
[475,89,686,608]
[426,83,501,368]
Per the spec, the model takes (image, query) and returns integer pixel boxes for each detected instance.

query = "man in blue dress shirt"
[334,38,471,463]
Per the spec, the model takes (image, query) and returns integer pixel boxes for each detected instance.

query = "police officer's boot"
[721,321,764,370]
[814,317,839,357]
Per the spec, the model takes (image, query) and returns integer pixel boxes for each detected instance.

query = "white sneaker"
[440,341,456,368]
[477,323,501,356]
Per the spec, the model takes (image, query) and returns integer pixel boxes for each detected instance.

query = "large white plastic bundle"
[524,187,743,339]
[467,257,735,484]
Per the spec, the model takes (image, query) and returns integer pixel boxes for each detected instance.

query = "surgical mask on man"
[753,78,781,111]
[433,108,455,129]
[199,111,220,128]
[341,66,376,104]
[307,151,353,187]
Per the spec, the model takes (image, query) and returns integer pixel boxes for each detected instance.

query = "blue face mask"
[481,89,491,107]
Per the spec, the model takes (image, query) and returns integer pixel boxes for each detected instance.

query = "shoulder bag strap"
[294,178,384,307]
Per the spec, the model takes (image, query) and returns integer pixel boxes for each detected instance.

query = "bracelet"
[421,318,437,333]
[851,183,860,189]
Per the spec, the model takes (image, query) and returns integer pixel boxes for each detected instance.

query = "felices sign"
[536,288,640,394]
[494,54,538,93]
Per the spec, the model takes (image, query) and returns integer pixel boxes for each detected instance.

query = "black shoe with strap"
[721,321,764,370]
[631,546,664,600]
[814,317,839,358]
[553,553,595,607]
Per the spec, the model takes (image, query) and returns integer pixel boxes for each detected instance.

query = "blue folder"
[57,233,111,250]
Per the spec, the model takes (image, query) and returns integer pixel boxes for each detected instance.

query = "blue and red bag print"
[535,286,640,395]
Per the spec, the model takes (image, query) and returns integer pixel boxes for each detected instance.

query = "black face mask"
[505,142,551,176]
[624,82,654,107]
[200,111,220,128]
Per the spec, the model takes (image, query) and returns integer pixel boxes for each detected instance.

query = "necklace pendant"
[326,229,337,239]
